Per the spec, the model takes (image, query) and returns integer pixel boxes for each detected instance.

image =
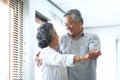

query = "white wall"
[23,0,31,80]
[85,26,120,80]
[116,39,120,80]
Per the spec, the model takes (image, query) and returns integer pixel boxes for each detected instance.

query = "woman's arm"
[40,47,89,66]
[73,54,89,64]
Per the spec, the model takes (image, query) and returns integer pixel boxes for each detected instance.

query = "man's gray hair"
[64,9,83,25]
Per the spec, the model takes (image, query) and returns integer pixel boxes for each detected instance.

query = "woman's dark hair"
[36,22,54,48]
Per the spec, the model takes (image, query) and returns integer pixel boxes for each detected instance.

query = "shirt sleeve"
[40,47,75,67]
[89,34,101,51]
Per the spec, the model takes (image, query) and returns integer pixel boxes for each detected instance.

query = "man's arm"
[88,34,101,59]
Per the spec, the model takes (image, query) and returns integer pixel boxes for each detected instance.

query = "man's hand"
[88,49,101,59]
[35,51,42,67]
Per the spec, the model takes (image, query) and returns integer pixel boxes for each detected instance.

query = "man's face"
[63,14,82,38]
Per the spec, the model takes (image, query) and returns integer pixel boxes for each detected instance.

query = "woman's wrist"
[79,55,82,62]
[79,54,89,61]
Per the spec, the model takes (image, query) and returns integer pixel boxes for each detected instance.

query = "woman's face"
[51,28,59,47]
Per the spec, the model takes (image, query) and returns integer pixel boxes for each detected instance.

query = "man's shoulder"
[59,34,69,40]
[58,34,70,44]
[84,32,99,37]
[61,34,68,38]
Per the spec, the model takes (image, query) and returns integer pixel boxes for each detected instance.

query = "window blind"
[0,0,23,80]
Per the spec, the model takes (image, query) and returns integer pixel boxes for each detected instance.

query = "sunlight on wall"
[0,2,14,79]
[0,2,9,80]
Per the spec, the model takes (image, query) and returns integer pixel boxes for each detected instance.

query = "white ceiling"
[49,0,120,27]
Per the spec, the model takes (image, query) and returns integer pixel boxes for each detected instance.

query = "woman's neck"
[49,43,57,49]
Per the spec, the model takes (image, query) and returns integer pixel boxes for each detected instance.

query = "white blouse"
[39,46,75,80]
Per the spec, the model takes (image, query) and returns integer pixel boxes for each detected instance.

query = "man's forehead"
[63,18,74,24]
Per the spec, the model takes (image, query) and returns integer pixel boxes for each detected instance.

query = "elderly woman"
[36,22,89,80]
